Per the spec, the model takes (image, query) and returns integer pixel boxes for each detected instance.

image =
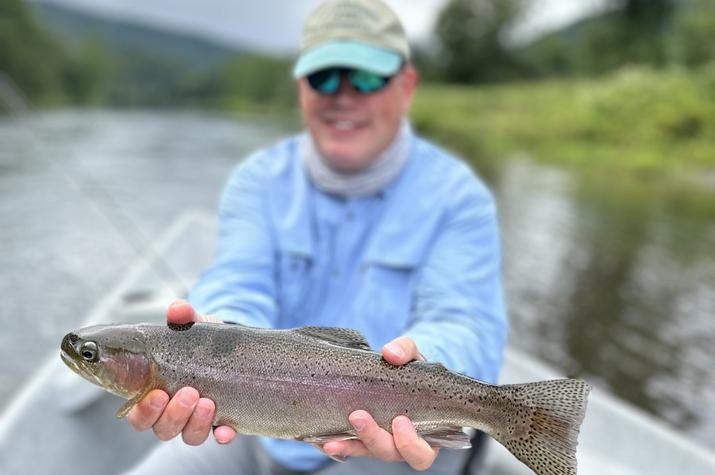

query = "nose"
[334,74,359,105]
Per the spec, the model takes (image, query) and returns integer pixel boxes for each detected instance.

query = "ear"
[297,79,307,106]
[399,64,420,113]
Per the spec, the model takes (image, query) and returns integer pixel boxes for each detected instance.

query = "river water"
[0,110,713,451]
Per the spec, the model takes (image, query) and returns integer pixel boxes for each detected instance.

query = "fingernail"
[385,343,405,359]
[214,427,232,444]
[195,400,212,418]
[178,389,196,407]
[351,416,367,432]
[150,396,165,410]
[394,416,413,432]
[323,443,339,455]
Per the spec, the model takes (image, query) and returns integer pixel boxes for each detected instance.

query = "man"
[126,0,507,473]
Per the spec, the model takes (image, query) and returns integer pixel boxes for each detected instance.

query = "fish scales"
[150,324,490,438]
[60,322,590,475]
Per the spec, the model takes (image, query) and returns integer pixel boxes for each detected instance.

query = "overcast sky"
[38,0,612,52]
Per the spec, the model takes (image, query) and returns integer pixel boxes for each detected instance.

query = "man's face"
[298,65,418,173]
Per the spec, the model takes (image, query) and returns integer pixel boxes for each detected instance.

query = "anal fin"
[302,432,358,463]
[421,427,472,449]
[302,427,472,459]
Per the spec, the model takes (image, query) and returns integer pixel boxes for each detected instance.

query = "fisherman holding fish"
[125,0,510,473]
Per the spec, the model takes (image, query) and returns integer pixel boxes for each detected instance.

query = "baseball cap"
[293,0,410,78]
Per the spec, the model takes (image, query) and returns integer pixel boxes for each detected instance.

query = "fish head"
[60,324,154,399]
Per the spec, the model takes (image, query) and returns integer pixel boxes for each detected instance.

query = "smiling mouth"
[334,120,356,130]
[325,118,365,131]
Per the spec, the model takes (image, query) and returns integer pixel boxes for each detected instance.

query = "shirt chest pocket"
[356,260,418,338]
[277,252,312,321]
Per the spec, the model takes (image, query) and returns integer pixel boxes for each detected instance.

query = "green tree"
[669,0,715,67]
[434,0,526,83]
[215,55,295,109]
[609,0,676,66]
[63,37,112,105]
[0,0,66,104]
[0,0,114,107]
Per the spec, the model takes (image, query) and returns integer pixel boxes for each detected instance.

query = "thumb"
[167,300,221,324]
[167,300,196,324]
[382,336,423,366]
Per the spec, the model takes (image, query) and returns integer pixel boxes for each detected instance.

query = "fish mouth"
[60,333,82,372]
[60,347,79,372]
[60,348,73,364]
[59,335,104,388]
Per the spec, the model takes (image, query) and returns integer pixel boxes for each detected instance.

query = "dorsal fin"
[293,326,372,351]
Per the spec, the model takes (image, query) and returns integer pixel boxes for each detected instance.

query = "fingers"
[167,300,197,324]
[127,389,169,432]
[152,387,199,441]
[126,387,227,446]
[347,410,402,461]
[382,336,423,366]
[128,302,222,446]
[324,439,370,458]
[324,412,438,471]
[181,398,215,446]
[213,425,238,445]
[392,416,439,471]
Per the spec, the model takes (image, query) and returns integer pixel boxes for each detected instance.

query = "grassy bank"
[411,66,715,177]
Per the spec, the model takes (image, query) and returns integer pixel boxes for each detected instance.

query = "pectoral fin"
[115,387,155,419]
[116,398,138,419]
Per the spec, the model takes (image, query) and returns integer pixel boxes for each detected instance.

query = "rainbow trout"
[60,322,590,475]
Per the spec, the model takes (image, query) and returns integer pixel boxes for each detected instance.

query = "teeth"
[334,120,356,130]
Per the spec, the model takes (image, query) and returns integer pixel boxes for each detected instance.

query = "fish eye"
[80,341,99,362]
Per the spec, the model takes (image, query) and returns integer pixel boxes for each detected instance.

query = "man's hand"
[126,300,237,445]
[322,336,439,471]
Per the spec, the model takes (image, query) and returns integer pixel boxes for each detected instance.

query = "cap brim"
[293,41,402,78]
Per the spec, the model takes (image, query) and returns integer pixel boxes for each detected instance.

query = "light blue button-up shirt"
[189,129,508,471]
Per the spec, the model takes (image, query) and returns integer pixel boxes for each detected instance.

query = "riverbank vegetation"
[412,65,715,176]
[410,0,715,178]
[424,0,715,83]
[0,0,109,106]
[1,0,713,178]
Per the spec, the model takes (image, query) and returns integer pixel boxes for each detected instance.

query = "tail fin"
[494,379,590,475]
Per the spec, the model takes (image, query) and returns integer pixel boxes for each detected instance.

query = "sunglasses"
[306,68,395,95]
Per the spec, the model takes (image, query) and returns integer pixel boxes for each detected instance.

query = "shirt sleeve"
[404,172,508,383]
[188,153,277,328]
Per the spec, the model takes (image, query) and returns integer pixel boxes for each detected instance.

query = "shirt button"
[346,211,355,221]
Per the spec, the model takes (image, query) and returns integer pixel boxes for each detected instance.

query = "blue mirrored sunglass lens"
[349,70,388,93]
[307,70,341,94]
[306,68,391,95]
